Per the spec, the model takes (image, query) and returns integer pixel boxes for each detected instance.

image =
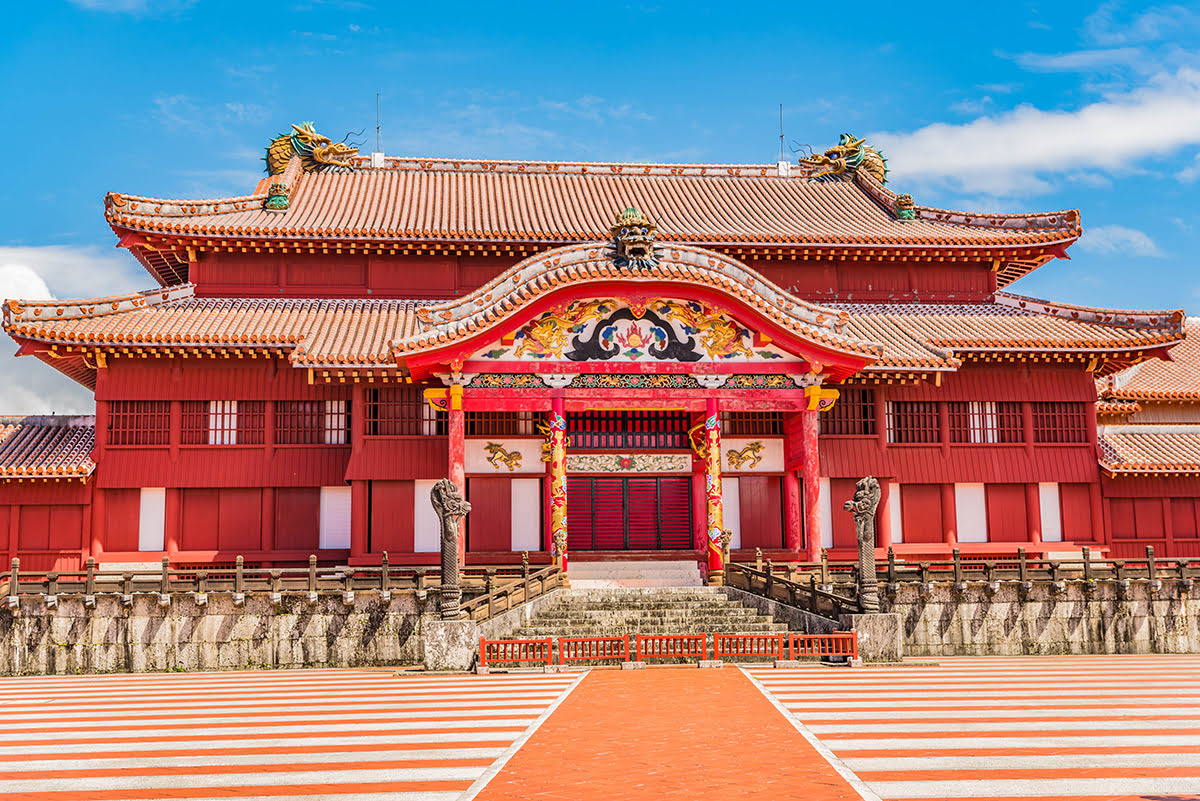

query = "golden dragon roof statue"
[799,133,888,184]
[264,122,360,175]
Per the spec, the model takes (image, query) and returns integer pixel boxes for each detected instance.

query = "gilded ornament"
[799,133,888,184]
[484,442,522,471]
[264,122,360,175]
[894,193,917,221]
[726,441,764,469]
[607,207,660,268]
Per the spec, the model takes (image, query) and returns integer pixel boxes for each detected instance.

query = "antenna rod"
[779,103,784,162]
[376,91,381,152]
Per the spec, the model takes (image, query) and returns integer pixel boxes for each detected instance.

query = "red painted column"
[90,489,105,560]
[260,487,275,560]
[351,481,369,558]
[703,398,724,584]
[941,484,957,547]
[877,481,893,550]
[1090,482,1106,547]
[802,407,821,562]
[449,383,466,567]
[783,470,802,552]
[164,488,181,558]
[1026,483,1042,547]
[548,396,568,572]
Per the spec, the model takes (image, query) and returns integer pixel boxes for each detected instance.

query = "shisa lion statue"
[431,479,471,620]
[843,476,882,613]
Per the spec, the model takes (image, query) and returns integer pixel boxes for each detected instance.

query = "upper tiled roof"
[104,156,1080,252]
[0,416,95,479]
[1099,317,1200,400]
[1100,426,1200,474]
[830,293,1185,371]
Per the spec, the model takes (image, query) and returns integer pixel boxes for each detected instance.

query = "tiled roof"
[829,293,1184,370]
[1099,317,1200,400]
[1100,426,1200,474]
[104,156,1080,252]
[3,286,427,367]
[0,416,95,479]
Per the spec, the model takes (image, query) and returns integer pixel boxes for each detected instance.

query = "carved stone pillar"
[844,476,882,614]
[431,478,471,620]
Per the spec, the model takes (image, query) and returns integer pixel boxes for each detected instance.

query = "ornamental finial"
[608,207,659,268]
[799,133,888,184]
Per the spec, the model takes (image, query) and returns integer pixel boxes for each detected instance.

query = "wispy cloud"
[67,0,195,13]
[1075,224,1164,258]
[0,246,148,415]
[872,67,1200,197]
[1083,2,1200,46]
[1007,46,1151,73]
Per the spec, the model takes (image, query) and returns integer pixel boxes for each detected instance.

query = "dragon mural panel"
[476,298,797,363]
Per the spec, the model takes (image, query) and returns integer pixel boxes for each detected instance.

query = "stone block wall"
[883,580,1200,656]
[0,591,431,675]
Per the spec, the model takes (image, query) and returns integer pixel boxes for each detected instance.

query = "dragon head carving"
[265,122,360,175]
[608,207,660,268]
[799,133,888,184]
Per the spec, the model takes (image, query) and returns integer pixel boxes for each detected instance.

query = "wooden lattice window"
[366,387,445,436]
[1032,401,1089,443]
[181,401,265,445]
[566,410,691,450]
[948,401,1022,444]
[821,388,876,436]
[107,401,170,446]
[886,401,939,444]
[721,412,784,436]
[276,400,351,445]
[466,411,537,436]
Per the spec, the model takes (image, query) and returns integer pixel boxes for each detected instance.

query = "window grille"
[366,387,446,436]
[107,401,170,446]
[821,388,876,436]
[886,401,939,444]
[276,400,351,445]
[566,410,690,450]
[181,401,265,445]
[948,401,1022,443]
[465,411,537,436]
[1032,401,1089,443]
[720,412,784,436]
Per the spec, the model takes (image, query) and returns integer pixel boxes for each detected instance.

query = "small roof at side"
[0,416,95,480]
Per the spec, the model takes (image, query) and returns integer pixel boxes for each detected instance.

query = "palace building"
[0,124,1191,579]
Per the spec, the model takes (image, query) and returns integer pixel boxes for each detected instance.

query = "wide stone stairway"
[508,586,789,663]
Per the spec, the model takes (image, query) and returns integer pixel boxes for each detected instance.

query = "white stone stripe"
[0,731,528,754]
[869,776,1200,798]
[0,687,574,703]
[123,795,460,801]
[0,747,510,772]
[0,698,570,715]
[3,705,553,723]
[0,718,536,742]
[807,718,1200,733]
[779,705,1200,719]
[773,696,1200,708]
[0,766,487,794]
[843,753,1200,771]
[2,712,550,731]
[829,734,1200,750]
[762,689,1199,698]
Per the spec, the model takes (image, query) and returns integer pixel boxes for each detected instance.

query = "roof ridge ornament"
[799,133,888,184]
[264,122,360,176]
[607,207,660,269]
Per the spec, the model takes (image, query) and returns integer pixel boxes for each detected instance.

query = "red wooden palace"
[0,124,1191,577]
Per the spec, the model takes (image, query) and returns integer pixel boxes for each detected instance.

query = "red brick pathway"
[474,666,863,800]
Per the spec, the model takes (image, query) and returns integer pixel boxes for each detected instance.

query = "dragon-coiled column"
[548,397,568,575]
[704,398,724,586]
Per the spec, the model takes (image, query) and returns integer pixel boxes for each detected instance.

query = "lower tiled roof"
[0,416,95,479]
[1099,317,1200,400]
[1100,426,1200,474]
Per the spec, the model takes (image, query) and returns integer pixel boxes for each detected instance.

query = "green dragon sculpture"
[264,122,359,175]
[799,133,888,184]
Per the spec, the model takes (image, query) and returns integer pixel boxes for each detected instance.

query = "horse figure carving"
[844,476,882,614]
[726,441,764,469]
[430,479,471,619]
[484,442,522,471]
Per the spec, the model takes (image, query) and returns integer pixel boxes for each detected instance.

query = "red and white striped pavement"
[0,667,582,801]
[747,655,1200,801]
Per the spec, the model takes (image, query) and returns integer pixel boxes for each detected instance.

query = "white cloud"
[0,246,148,415]
[67,0,195,13]
[1009,47,1150,73]
[872,68,1200,197]
[1075,224,1164,258]
[1083,2,1200,46]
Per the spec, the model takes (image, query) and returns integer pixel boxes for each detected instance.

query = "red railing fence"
[790,632,858,660]
[633,634,707,661]
[713,633,788,661]
[478,637,553,668]
[558,635,630,665]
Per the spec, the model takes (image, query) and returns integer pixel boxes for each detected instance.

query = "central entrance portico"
[402,211,881,582]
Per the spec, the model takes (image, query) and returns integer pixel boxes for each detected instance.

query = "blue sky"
[2,0,1199,412]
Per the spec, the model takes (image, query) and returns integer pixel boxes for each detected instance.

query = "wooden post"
[703,398,724,585]
[1026,483,1042,546]
[941,484,957,547]
[801,407,821,562]
[448,383,466,567]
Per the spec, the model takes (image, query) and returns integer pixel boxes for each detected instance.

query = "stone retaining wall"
[883,579,1200,656]
[0,591,432,675]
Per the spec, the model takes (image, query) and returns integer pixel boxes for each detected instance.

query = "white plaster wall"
[723,477,742,549]
[1040,482,1064,542]
[138,488,166,552]
[465,439,545,474]
[888,481,904,544]
[955,483,988,543]
[319,487,352,549]
[413,479,440,553]
[720,438,784,472]
[819,477,833,548]
[510,478,542,551]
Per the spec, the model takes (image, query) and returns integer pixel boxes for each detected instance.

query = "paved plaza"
[0,656,1197,800]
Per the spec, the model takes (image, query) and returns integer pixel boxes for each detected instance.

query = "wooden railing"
[738,545,1199,591]
[726,562,860,619]
[0,553,541,603]
[459,564,564,622]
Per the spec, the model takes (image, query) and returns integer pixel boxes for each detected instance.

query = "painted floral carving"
[565,453,691,473]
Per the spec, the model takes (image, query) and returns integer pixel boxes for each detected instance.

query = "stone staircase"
[507,586,789,663]
[566,559,702,588]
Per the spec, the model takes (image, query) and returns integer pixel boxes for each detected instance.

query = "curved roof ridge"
[4,284,195,328]
[995,292,1185,330]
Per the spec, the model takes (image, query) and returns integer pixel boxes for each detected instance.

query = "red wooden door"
[567,476,693,550]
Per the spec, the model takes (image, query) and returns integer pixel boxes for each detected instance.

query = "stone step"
[566,561,702,588]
